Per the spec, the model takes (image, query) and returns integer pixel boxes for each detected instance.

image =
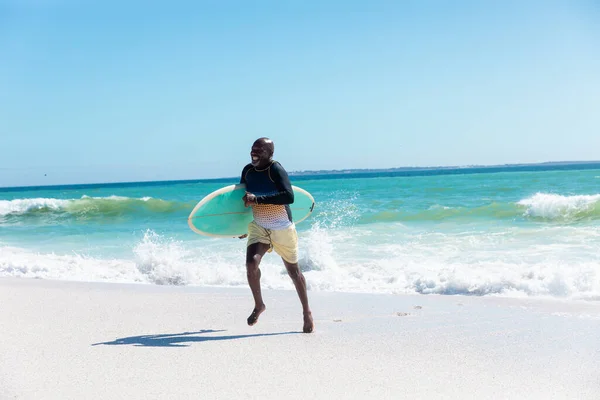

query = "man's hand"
[243,192,257,207]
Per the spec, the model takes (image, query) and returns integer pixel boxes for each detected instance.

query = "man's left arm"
[255,162,294,205]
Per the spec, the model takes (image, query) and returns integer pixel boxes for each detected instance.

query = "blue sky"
[1,0,599,187]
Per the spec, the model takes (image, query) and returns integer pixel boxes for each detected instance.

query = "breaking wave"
[0,196,192,222]
[1,226,599,301]
[360,193,600,224]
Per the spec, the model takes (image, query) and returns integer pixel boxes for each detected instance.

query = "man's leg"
[246,242,270,326]
[282,259,314,333]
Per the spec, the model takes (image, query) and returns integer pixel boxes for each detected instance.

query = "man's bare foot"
[247,304,266,326]
[303,311,314,333]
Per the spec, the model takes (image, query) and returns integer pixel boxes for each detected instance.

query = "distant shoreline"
[1,160,599,191]
[288,160,600,176]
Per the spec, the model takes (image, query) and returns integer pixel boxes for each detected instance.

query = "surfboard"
[188,184,315,238]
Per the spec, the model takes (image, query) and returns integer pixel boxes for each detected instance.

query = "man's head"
[250,137,275,167]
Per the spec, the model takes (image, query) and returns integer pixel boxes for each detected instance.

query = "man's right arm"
[240,164,252,184]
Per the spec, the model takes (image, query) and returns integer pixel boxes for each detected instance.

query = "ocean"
[1,163,599,301]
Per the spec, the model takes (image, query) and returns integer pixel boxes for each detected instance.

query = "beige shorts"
[247,221,299,264]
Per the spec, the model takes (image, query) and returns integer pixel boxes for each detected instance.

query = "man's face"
[250,140,272,167]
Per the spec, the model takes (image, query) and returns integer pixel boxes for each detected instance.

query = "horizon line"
[1,160,600,191]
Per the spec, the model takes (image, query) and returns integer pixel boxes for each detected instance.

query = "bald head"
[250,137,275,167]
[254,137,274,157]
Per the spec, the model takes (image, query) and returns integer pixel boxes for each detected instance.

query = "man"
[240,137,314,333]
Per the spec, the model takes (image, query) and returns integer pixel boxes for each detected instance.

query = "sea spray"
[1,224,600,299]
[133,230,192,285]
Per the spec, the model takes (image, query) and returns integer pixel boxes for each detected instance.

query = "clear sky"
[1,0,599,187]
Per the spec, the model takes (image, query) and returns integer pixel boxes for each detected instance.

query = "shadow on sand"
[91,330,299,347]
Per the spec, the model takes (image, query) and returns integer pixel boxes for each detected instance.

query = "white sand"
[1,277,599,400]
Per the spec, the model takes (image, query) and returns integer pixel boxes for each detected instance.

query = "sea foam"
[519,193,600,221]
[0,196,188,220]
[2,225,599,301]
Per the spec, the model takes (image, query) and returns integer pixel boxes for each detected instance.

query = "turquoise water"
[1,164,600,299]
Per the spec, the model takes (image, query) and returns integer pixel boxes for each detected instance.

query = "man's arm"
[240,164,252,184]
[255,162,294,205]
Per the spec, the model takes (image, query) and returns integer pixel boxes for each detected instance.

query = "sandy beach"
[1,277,599,399]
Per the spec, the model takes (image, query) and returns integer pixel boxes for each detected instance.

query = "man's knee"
[285,263,302,279]
[246,254,262,271]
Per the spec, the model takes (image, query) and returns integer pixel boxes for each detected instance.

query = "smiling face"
[250,138,274,168]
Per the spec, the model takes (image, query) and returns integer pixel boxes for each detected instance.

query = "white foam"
[518,193,600,220]
[80,195,129,200]
[2,225,600,301]
[0,196,157,217]
[0,198,70,216]
[0,245,142,283]
[297,224,600,300]
[0,230,243,287]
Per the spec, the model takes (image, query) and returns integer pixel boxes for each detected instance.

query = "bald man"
[240,138,314,333]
